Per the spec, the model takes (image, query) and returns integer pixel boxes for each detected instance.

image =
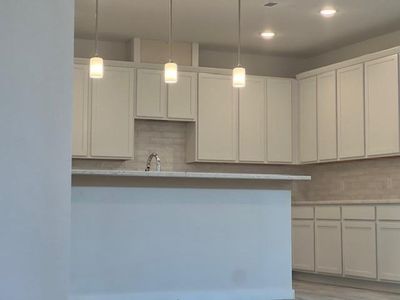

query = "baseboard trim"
[293,271,400,294]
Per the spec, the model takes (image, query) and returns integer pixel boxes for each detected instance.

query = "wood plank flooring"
[294,280,400,300]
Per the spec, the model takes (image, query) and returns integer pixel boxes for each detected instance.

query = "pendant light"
[90,0,104,79]
[164,0,178,84]
[232,0,246,88]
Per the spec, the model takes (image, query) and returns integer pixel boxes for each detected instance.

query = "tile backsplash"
[73,119,400,202]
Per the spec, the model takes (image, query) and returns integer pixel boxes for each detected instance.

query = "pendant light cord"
[237,0,241,66]
[95,0,99,56]
[169,0,173,62]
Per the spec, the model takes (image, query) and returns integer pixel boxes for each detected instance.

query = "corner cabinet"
[337,64,365,159]
[186,73,294,164]
[72,62,134,160]
[267,78,293,163]
[299,77,317,163]
[365,55,399,157]
[197,73,238,162]
[317,71,337,161]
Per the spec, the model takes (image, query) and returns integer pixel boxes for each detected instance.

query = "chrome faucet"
[145,153,161,171]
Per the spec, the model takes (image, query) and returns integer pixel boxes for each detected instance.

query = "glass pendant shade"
[164,62,178,84]
[89,56,104,79]
[232,66,246,88]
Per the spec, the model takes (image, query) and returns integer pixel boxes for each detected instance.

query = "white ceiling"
[74,0,400,57]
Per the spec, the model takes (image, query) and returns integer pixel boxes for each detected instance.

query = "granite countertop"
[72,169,311,181]
[293,199,400,205]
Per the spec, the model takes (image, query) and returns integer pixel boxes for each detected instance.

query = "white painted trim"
[133,37,141,63]
[191,42,199,67]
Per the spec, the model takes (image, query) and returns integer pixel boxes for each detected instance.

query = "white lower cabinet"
[293,204,400,284]
[315,220,342,275]
[292,220,315,272]
[342,221,377,279]
[377,222,400,282]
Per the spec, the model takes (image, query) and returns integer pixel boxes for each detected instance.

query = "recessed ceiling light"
[261,31,275,39]
[320,8,336,17]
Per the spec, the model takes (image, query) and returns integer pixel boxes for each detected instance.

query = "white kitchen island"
[70,170,310,300]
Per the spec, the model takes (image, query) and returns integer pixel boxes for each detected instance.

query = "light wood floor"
[294,280,400,300]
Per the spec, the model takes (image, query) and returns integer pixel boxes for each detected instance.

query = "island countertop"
[72,168,311,181]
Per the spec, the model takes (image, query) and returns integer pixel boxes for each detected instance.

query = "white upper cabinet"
[317,71,337,161]
[197,73,238,162]
[72,64,89,157]
[299,76,318,163]
[365,55,399,156]
[337,64,365,159]
[238,77,266,163]
[167,72,197,120]
[136,69,196,121]
[90,66,134,159]
[267,78,293,163]
[136,69,166,119]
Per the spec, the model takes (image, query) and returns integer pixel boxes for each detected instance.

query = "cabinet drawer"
[292,206,314,219]
[342,206,375,220]
[315,206,341,220]
[377,206,400,221]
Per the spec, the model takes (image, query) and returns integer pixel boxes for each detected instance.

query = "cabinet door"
[299,77,317,163]
[337,64,365,159]
[377,222,400,282]
[315,220,342,275]
[136,69,166,118]
[365,55,399,156]
[72,64,89,157]
[342,221,376,279]
[292,220,315,272]
[198,73,238,161]
[167,71,197,120]
[91,66,134,159]
[267,78,292,163]
[238,77,266,162]
[317,71,337,161]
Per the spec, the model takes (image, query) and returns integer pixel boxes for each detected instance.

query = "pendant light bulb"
[165,61,178,84]
[233,66,246,88]
[165,0,178,84]
[233,0,245,88]
[90,56,104,79]
[90,0,103,79]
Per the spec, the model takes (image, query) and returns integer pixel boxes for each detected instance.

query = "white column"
[0,1,73,300]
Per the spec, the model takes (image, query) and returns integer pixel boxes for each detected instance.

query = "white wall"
[199,48,308,78]
[74,38,307,77]
[70,187,293,300]
[75,38,130,61]
[306,29,400,69]
[0,1,73,300]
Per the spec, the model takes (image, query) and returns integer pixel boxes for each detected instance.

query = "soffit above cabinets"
[75,0,400,57]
